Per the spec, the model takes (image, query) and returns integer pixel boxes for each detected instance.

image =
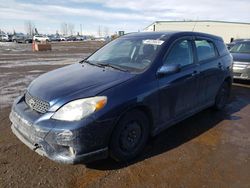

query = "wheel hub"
[120,121,142,152]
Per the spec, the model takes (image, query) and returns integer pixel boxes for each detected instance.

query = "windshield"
[230,42,250,54]
[87,37,165,72]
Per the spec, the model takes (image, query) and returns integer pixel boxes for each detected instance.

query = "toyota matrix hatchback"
[10,32,233,164]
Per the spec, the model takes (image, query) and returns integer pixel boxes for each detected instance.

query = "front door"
[158,38,200,127]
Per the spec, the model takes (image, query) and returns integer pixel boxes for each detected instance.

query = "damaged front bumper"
[9,96,113,164]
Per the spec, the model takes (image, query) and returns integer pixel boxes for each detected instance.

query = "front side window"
[195,40,217,61]
[164,40,193,66]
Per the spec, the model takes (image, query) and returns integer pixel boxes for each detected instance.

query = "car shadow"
[85,84,250,170]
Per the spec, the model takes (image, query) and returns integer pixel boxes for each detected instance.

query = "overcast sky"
[0,0,250,35]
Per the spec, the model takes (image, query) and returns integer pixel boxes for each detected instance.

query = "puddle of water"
[0,74,39,109]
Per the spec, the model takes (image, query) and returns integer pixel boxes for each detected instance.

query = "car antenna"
[192,18,199,32]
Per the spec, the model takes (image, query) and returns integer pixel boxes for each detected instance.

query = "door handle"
[192,70,199,76]
[218,62,223,69]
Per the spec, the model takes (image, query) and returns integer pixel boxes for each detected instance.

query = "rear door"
[158,37,200,127]
[194,38,224,106]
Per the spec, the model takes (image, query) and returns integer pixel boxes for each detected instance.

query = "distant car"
[12,34,32,43]
[33,35,50,42]
[66,36,77,41]
[10,31,232,164]
[227,39,250,50]
[8,34,14,42]
[48,35,60,42]
[76,36,85,41]
[230,40,250,80]
[59,36,66,41]
[0,34,10,42]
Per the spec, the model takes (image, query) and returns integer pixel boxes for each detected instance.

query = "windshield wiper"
[80,59,104,68]
[97,62,128,72]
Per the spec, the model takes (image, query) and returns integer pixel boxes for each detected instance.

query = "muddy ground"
[0,41,249,188]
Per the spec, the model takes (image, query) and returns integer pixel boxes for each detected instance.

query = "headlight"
[52,96,107,121]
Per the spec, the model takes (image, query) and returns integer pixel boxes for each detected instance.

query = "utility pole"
[98,25,101,37]
[80,24,82,35]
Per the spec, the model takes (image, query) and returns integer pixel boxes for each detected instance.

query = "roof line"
[145,20,250,29]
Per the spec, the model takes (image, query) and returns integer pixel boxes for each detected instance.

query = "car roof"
[122,31,223,41]
[234,40,250,44]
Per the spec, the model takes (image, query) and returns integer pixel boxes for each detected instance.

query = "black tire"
[214,81,230,110]
[110,110,150,162]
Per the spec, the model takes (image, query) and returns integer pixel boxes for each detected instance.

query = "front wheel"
[214,81,231,110]
[110,110,150,162]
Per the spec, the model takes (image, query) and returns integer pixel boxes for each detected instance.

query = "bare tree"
[68,23,75,36]
[24,21,35,36]
[104,27,109,37]
[97,25,102,37]
[80,24,83,35]
[61,22,75,36]
[61,22,68,36]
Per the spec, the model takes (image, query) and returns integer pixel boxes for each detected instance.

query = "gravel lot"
[0,41,249,188]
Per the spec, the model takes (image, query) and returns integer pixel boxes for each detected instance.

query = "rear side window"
[216,40,229,56]
[195,40,217,61]
[164,40,193,67]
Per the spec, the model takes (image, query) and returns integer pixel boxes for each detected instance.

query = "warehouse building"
[144,20,250,43]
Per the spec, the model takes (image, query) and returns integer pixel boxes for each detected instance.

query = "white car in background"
[59,36,66,41]
[33,35,50,42]
[0,34,9,42]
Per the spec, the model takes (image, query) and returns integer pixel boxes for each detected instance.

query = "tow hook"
[33,143,41,151]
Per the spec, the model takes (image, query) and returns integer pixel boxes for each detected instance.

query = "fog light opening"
[69,147,76,156]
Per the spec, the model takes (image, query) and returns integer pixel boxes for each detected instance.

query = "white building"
[144,20,250,43]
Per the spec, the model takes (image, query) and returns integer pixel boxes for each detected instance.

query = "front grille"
[25,92,50,113]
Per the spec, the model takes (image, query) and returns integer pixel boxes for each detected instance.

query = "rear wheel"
[214,81,230,110]
[110,110,150,162]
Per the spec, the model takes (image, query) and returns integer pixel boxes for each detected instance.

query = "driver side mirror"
[157,64,181,77]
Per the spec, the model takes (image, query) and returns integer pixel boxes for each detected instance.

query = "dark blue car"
[10,31,233,164]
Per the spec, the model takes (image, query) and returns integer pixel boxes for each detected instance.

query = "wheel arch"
[224,76,232,85]
[224,76,233,91]
[110,104,154,140]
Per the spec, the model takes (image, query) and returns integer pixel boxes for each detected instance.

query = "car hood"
[28,63,135,107]
[231,53,250,63]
